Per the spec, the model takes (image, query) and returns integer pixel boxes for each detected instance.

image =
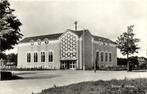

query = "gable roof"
[19,29,85,43]
[92,35,116,44]
[19,33,62,43]
[19,29,116,44]
[68,29,85,37]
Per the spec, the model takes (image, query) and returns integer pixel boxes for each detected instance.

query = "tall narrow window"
[27,53,31,63]
[105,53,108,62]
[34,52,38,62]
[48,51,53,62]
[41,52,45,62]
[101,52,103,62]
[109,53,112,62]
[96,52,99,61]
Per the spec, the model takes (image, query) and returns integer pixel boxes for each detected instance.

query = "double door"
[61,61,76,70]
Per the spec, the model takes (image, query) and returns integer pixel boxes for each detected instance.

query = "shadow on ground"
[23,75,61,80]
[132,70,147,72]
[15,72,38,75]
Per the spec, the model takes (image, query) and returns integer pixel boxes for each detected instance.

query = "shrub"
[38,78,147,94]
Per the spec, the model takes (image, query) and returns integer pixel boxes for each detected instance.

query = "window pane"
[101,52,103,62]
[34,53,38,62]
[41,52,45,62]
[51,52,53,62]
[34,53,35,62]
[105,53,108,62]
[48,52,50,62]
[109,53,112,62]
[48,51,53,62]
[36,53,38,62]
[27,53,31,63]
[96,52,99,61]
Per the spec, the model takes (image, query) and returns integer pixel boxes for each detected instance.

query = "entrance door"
[61,61,76,70]
[69,61,76,70]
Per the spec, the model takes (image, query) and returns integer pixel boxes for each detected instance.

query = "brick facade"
[17,29,117,70]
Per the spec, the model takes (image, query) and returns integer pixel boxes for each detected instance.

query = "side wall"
[93,41,117,68]
[17,40,60,69]
[82,31,93,70]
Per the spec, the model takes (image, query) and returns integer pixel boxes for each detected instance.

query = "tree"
[7,53,17,65]
[116,25,139,71]
[0,0,23,53]
[0,52,7,60]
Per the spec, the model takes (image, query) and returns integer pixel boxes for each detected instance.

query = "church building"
[17,24,117,70]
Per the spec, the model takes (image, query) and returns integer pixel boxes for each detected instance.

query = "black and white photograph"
[0,0,147,94]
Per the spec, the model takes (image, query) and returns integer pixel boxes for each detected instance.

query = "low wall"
[0,71,12,80]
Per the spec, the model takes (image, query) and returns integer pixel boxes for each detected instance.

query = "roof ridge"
[92,35,116,44]
[24,33,63,39]
[19,30,116,44]
[19,33,63,43]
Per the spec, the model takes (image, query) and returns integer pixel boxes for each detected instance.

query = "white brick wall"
[17,40,60,69]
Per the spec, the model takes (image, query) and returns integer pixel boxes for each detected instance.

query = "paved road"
[1,70,147,94]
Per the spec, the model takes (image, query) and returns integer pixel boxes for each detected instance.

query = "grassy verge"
[38,78,147,94]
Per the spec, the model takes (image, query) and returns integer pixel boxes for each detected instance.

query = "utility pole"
[0,33,2,71]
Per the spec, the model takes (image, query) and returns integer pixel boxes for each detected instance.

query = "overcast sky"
[6,0,147,57]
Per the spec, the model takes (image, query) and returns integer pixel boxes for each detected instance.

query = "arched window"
[109,53,112,62]
[96,52,99,61]
[41,52,45,62]
[101,52,103,62]
[48,51,53,62]
[105,53,108,62]
[27,53,31,63]
[34,52,38,62]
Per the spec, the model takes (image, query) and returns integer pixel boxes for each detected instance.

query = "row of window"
[30,38,49,46]
[27,51,53,63]
[96,52,112,62]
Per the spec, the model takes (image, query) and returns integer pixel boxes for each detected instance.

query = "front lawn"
[38,78,147,94]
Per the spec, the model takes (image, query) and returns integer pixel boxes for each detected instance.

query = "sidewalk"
[0,70,147,94]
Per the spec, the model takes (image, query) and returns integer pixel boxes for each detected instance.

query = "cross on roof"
[74,21,78,31]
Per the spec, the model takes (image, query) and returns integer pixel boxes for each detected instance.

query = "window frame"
[109,53,112,62]
[34,52,38,62]
[27,52,31,63]
[101,52,104,62]
[96,51,99,62]
[105,52,108,62]
[48,51,53,62]
[41,51,45,62]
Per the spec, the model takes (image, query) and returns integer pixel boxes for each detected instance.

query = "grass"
[38,78,147,94]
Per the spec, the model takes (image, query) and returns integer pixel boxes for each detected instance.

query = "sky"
[5,0,147,58]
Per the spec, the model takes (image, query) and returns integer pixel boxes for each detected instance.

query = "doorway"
[61,60,76,70]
